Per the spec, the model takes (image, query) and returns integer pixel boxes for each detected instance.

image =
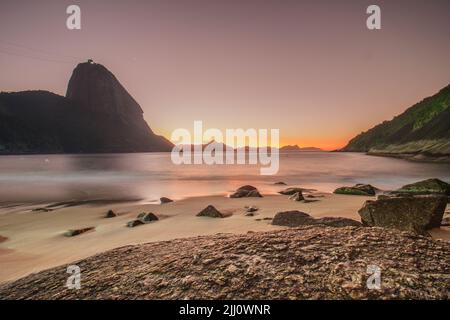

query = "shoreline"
[0,191,449,285]
[366,152,450,163]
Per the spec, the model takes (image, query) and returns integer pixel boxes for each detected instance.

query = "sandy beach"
[0,190,449,285]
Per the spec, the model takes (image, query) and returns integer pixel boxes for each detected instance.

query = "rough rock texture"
[197,205,225,218]
[272,211,313,226]
[334,184,377,196]
[394,178,450,196]
[0,226,448,300]
[358,196,447,234]
[314,217,363,228]
[230,185,263,198]
[272,211,362,228]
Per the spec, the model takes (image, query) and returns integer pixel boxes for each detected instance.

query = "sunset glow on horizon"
[1,0,449,150]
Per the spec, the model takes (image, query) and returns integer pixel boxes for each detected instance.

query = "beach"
[1,191,449,285]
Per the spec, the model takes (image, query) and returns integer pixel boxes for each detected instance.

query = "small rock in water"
[64,227,95,237]
[197,205,225,218]
[105,210,117,218]
[289,192,304,202]
[160,197,174,204]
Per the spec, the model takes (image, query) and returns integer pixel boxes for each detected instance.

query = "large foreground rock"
[334,184,377,196]
[272,211,361,228]
[358,196,447,234]
[0,226,448,299]
[394,178,450,196]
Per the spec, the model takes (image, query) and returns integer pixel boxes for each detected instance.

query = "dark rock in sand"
[272,211,361,228]
[306,194,324,198]
[237,185,257,191]
[160,197,173,204]
[127,212,159,227]
[32,208,53,213]
[127,220,145,228]
[358,195,447,234]
[274,182,287,185]
[272,211,314,227]
[246,206,258,213]
[289,192,304,202]
[230,185,263,198]
[105,210,117,218]
[247,190,263,197]
[197,205,224,218]
[278,187,314,195]
[64,227,95,237]
[334,184,377,196]
[137,212,159,222]
[393,178,450,196]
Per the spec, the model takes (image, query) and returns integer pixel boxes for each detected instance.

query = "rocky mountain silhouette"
[342,84,450,157]
[0,61,173,154]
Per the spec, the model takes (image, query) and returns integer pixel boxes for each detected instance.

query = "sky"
[0,0,449,150]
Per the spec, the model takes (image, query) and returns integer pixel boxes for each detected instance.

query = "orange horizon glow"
[157,127,350,151]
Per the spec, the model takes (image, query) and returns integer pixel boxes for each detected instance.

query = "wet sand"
[0,192,449,284]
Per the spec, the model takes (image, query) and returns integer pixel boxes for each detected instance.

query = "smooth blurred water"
[0,152,449,203]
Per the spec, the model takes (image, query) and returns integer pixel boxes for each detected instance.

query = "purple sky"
[1,0,449,149]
